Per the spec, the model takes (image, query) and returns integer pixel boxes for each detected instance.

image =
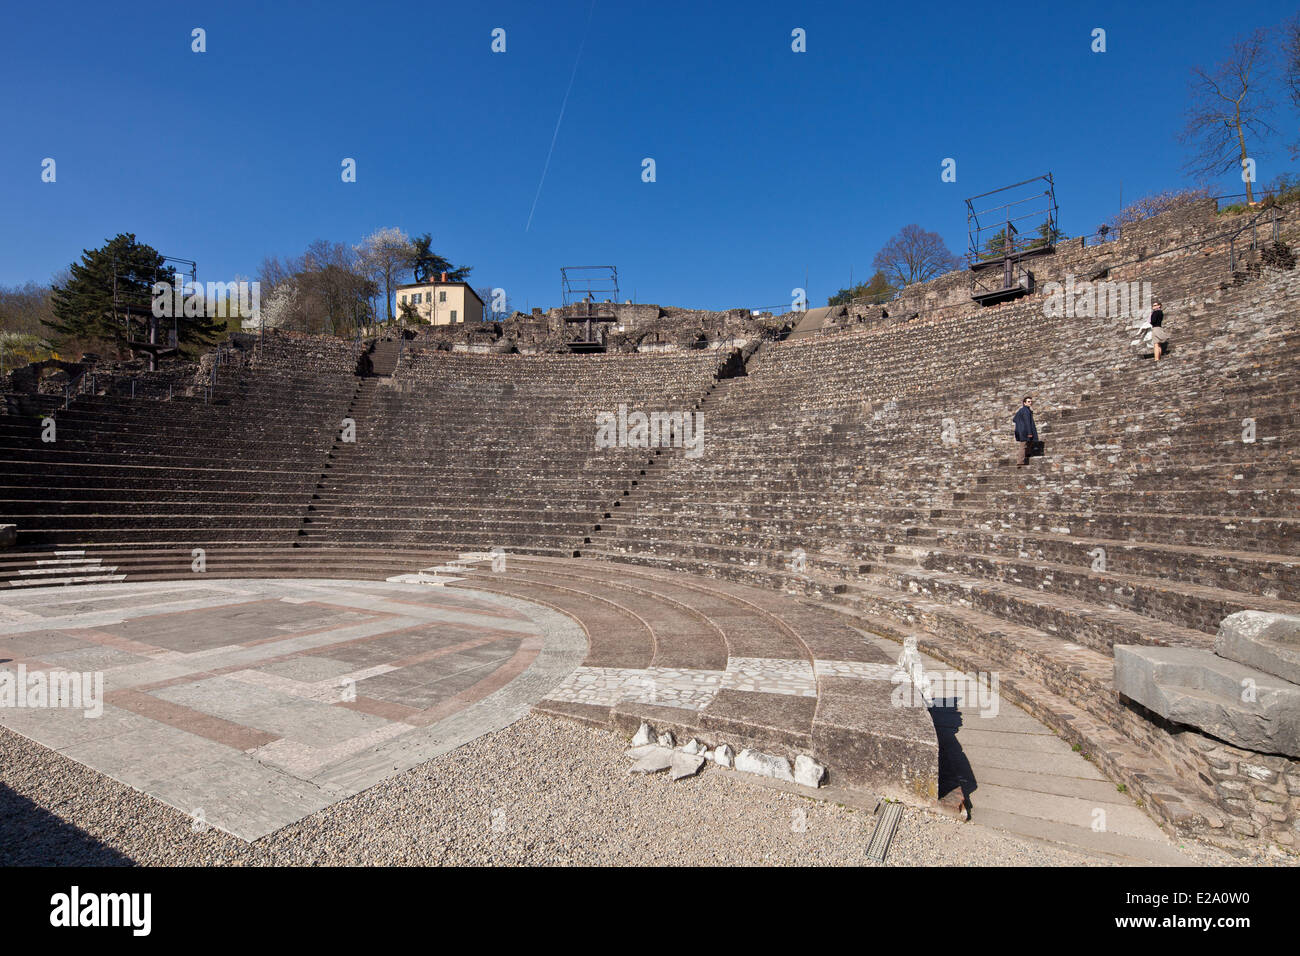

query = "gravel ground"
[0,715,1278,867]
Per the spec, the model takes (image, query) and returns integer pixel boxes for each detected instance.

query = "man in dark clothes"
[1013,396,1037,467]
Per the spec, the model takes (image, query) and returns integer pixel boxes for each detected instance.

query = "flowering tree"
[355,227,413,321]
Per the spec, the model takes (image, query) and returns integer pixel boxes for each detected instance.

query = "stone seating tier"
[576,264,1299,848]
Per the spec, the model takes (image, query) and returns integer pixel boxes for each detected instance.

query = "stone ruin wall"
[404,301,776,354]
[1125,701,1300,851]
[820,199,1298,335]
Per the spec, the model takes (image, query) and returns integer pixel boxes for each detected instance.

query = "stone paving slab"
[0,579,586,841]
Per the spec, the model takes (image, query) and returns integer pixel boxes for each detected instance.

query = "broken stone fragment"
[631,722,655,746]
[794,755,826,788]
[656,731,675,748]
[682,738,703,755]
[669,751,705,780]
[714,744,734,768]
[628,747,674,774]
[735,749,795,782]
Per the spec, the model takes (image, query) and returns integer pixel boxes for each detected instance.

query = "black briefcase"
[1027,439,1045,458]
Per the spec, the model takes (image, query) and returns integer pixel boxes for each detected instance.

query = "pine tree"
[827,270,897,306]
[408,234,472,284]
[47,234,223,356]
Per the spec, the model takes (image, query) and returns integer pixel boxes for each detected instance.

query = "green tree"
[408,234,472,284]
[1026,220,1062,251]
[47,234,223,357]
[827,270,897,306]
[397,298,422,325]
[979,228,1010,261]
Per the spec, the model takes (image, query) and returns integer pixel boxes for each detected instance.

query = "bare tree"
[0,281,58,337]
[354,227,413,321]
[1283,14,1300,158]
[254,241,375,335]
[872,225,962,287]
[1180,28,1275,205]
[476,286,510,321]
[257,254,297,296]
[298,241,374,334]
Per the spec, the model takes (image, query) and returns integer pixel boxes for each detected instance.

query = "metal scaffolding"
[112,254,196,368]
[560,266,620,351]
[965,174,1059,305]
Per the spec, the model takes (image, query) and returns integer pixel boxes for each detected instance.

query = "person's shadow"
[930,696,976,820]
[0,783,136,865]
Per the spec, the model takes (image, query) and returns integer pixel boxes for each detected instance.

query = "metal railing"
[63,370,92,408]
[1227,204,1284,273]
[1075,226,1122,248]
[745,304,802,317]
[1073,199,1292,276]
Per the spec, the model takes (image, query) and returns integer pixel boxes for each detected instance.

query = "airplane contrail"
[526,1,597,232]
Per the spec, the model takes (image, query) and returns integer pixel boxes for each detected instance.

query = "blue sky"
[2,0,1295,312]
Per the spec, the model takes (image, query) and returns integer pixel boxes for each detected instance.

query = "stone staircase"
[368,336,401,376]
[295,375,381,547]
[0,550,125,588]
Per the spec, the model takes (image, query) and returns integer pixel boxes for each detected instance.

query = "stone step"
[970,807,1197,866]
[1113,644,1300,757]
[814,598,1221,839]
[7,573,126,588]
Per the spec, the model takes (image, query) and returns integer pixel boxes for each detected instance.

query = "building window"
[439,291,447,303]
[451,310,458,322]
[413,293,422,304]
[400,294,407,303]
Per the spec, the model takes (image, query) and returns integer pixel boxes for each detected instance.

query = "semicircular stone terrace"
[448,556,938,800]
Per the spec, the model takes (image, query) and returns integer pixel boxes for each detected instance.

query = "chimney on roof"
[441,272,447,282]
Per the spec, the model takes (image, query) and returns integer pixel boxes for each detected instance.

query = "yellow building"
[395,278,484,325]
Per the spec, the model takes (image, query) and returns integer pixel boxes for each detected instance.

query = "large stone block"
[1215,611,1300,686]
[811,676,939,800]
[1114,645,1300,758]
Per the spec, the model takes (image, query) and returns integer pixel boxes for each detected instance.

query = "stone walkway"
[854,629,1196,865]
[0,579,586,840]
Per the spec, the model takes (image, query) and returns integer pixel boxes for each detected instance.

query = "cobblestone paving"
[721,657,817,695]
[546,665,726,708]
[546,656,905,709]
[813,660,900,681]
